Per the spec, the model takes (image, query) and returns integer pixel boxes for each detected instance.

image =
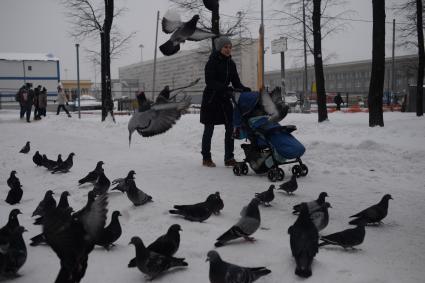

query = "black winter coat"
[200,51,247,125]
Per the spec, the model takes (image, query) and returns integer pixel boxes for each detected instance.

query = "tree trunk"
[312,0,328,122]
[416,0,424,116]
[211,3,220,50]
[368,0,385,127]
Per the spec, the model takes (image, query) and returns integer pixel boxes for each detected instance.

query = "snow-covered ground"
[0,109,424,283]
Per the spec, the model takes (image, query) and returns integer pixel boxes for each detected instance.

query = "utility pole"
[391,19,395,95]
[139,44,144,62]
[76,43,81,119]
[152,11,160,101]
[302,0,308,110]
[257,0,265,92]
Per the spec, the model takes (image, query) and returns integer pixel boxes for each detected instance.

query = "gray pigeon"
[160,12,216,56]
[255,185,275,206]
[207,250,271,283]
[319,222,366,249]
[288,204,319,278]
[128,95,191,144]
[215,198,261,247]
[293,192,328,215]
[128,236,188,280]
[123,179,152,206]
[349,194,393,225]
[310,202,331,232]
[261,86,290,123]
[278,174,298,194]
[19,141,30,154]
[111,170,136,192]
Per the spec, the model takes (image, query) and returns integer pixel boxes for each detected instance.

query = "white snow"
[0,110,424,282]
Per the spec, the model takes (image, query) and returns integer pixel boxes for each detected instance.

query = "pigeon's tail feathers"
[215,226,243,246]
[160,40,180,56]
[169,209,183,215]
[318,240,331,247]
[250,267,272,280]
[30,233,46,246]
[128,257,137,268]
[78,176,90,185]
[349,217,363,225]
[170,257,188,268]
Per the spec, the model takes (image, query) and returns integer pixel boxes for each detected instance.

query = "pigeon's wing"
[162,10,183,34]
[350,204,378,219]
[78,193,108,243]
[235,216,260,235]
[187,28,216,41]
[225,263,250,283]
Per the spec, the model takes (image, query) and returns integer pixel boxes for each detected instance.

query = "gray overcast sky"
[0,0,413,82]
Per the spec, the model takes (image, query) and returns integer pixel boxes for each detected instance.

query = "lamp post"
[75,43,81,119]
[139,44,144,62]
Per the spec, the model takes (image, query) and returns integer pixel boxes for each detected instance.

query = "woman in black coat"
[200,36,250,167]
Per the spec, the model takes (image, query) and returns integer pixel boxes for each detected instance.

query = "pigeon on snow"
[7,171,20,190]
[51,152,75,174]
[160,11,216,56]
[5,172,23,205]
[206,192,224,215]
[41,154,57,171]
[32,190,56,218]
[19,141,30,154]
[0,225,27,277]
[128,92,191,144]
[95,210,122,250]
[349,194,393,225]
[288,203,319,278]
[33,151,43,166]
[128,236,188,280]
[111,170,136,192]
[292,192,328,215]
[278,174,298,194]
[255,185,275,206]
[169,194,217,222]
[206,250,271,283]
[319,222,366,249]
[92,169,111,196]
[78,161,104,185]
[215,198,261,247]
[310,202,331,232]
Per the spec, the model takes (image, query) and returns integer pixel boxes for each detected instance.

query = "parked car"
[284,91,299,107]
[70,95,102,111]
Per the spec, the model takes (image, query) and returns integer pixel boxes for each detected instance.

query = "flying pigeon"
[95,210,122,250]
[206,250,271,283]
[288,204,319,278]
[51,152,75,174]
[92,169,111,196]
[349,194,393,225]
[7,171,20,190]
[207,192,224,215]
[293,192,328,215]
[160,11,216,56]
[169,194,217,222]
[203,0,219,12]
[33,151,43,166]
[128,94,191,144]
[261,87,290,123]
[319,222,366,249]
[42,191,108,283]
[215,198,261,247]
[255,185,275,206]
[19,141,30,154]
[78,161,104,185]
[128,236,188,280]
[310,202,331,232]
[278,174,298,194]
[0,225,27,277]
[128,224,183,268]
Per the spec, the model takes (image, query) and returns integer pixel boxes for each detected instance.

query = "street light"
[139,44,144,62]
[75,43,81,119]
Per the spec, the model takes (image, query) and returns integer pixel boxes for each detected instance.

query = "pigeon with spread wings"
[160,11,217,56]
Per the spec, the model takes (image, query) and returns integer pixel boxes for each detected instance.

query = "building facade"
[0,53,60,100]
[118,39,258,104]
[265,54,418,97]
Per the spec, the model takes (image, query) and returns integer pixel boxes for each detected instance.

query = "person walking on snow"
[55,83,71,117]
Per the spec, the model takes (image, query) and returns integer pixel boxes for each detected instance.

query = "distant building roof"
[0,53,59,61]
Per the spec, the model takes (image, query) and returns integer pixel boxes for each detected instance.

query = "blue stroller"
[231,91,308,182]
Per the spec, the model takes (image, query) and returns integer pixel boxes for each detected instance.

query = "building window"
[28,66,32,71]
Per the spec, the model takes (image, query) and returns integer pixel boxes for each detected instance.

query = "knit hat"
[214,36,232,51]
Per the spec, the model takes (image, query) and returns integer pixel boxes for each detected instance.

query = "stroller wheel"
[276,168,285,181]
[292,165,302,177]
[241,163,249,175]
[233,165,242,176]
[300,164,309,176]
[267,170,277,182]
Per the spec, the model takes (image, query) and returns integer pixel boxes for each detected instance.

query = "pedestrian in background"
[33,85,42,120]
[38,87,48,117]
[24,83,34,122]
[55,83,71,117]
[334,92,344,111]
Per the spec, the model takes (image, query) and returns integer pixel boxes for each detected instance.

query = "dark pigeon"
[41,154,57,171]
[33,151,43,166]
[5,181,23,205]
[0,226,27,277]
[288,204,319,278]
[215,198,261,247]
[293,192,328,215]
[7,171,20,190]
[55,154,63,167]
[207,192,224,215]
[111,170,135,192]
[207,250,271,283]
[0,209,22,239]
[121,178,152,206]
[310,202,331,232]
[255,185,275,206]
[92,170,111,195]
[51,152,75,174]
[278,174,298,194]
[32,190,56,218]
[319,222,366,249]
[33,191,71,226]
[19,141,30,154]
[95,210,122,250]
[169,194,217,222]
[349,194,393,225]
[78,161,104,185]
[128,236,188,280]
[160,12,216,56]
[42,191,108,283]
[203,0,219,12]
[128,95,191,144]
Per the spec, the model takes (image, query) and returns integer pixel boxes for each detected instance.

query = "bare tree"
[368,0,386,127]
[63,0,135,121]
[416,0,424,116]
